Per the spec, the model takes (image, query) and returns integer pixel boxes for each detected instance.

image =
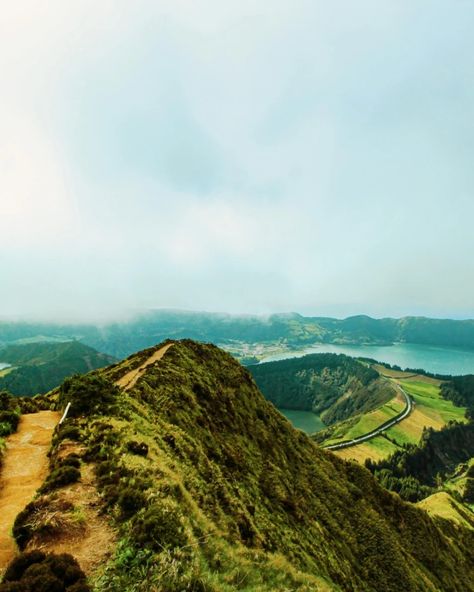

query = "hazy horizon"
[2,2,474,321]
[1,307,474,326]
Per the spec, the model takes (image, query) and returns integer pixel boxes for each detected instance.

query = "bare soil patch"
[0,411,59,571]
[116,342,173,390]
[25,461,116,576]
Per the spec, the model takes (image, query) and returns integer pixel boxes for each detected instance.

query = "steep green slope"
[0,341,116,396]
[249,353,394,426]
[16,340,473,592]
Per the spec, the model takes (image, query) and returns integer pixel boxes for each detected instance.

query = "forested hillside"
[250,353,395,425]
[2,311,474,358]
[441,376,474,416]
[366,422,474,502]
[0,342,116,396]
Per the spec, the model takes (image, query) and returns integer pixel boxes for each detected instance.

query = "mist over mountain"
[2,3,474,320]
[2,310,474,359]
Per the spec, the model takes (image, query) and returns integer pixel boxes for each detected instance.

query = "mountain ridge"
[10,339,473,591]
[2,311,474,359]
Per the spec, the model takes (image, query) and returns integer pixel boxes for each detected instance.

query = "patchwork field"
[373,364,418,379]
[332,373,468,463]
[335,437,399,463]
[324,396,405,447]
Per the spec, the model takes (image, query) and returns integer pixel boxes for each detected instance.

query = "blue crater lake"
[261,342,474,376]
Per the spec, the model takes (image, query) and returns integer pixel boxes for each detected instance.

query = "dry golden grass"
[373,365,417,379]
[389,406,444,441]
[417,492,474,530]
[373,365,444,386]
[334,437,399,463]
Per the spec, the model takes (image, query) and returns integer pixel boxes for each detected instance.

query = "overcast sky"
[1,1,474,321]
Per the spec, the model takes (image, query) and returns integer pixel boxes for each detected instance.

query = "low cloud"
[1,1,473,321]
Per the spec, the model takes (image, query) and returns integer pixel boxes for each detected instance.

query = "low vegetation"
[58,374,120,417]
[441,375,474,417]
[0,391,20,438]
[0,390,21,467]
[0,550,90,592]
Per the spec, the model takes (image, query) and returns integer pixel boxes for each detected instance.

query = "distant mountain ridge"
[1,310,474,358]
[0,341,117,396]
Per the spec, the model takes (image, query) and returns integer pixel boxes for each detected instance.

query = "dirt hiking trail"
[116,342,173,390]
[0,411,59,571]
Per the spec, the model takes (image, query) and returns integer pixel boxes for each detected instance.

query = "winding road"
[323,383,413,451]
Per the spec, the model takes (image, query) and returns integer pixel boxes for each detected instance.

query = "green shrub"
[57,425,81,442]
[126,440,148,456]
[64,583,91,592]
[0,551,90,592]
[60,454,81,469]
[13,499,75,550]
[118,487,148,519]
[58,374,120,418]
[40,466,80,494]
[0,423,13,437]
[0,582,31,591]
[0,391,14,412]
[463,478,474,504]
[0,397,20,437]
[84,423,120,462]
[3,550,47,581]
[0,410,20,430]
[132,501,187,552]
[44,554,84,587]
[13,504,43,550]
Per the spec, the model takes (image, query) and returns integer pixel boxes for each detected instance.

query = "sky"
[1,1,474,322]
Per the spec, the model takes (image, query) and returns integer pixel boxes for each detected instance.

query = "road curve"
[323,384,413,451]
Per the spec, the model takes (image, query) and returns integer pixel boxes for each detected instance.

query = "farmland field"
[332,374,468,462]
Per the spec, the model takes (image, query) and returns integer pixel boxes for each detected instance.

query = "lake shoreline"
[258,342,474,376]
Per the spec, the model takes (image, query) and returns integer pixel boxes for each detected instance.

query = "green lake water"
[279,409,325,434]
